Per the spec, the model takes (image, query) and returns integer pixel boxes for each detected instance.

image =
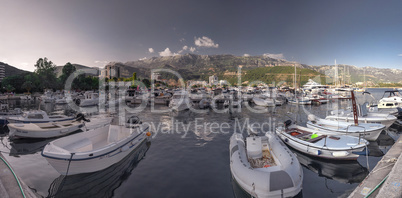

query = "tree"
[5,84,15,93]
[60,62,76,84]
[34,57,57,89]
[21,81,33,93]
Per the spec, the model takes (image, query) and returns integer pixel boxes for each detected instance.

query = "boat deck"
[249,148,276,168]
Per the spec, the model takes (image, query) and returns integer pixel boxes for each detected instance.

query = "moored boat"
[230,131,303,198]
[42,116,152,175]
[276,121,368,160]
[8,115,88,139]
[306,114,385,141]
[7,110,74,123]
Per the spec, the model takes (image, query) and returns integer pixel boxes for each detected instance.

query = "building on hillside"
[0,64,5,82]
[152,72,161,81]
[219,80,228,86]
[187,80,207,87]
[209,75,218,86]
[103,65,131,79]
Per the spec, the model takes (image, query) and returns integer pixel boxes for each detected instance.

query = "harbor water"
[0,88,400,198]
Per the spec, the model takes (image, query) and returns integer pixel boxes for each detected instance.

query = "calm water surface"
[0,88,400,198]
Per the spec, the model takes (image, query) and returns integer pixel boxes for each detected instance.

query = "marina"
[0,88,400,197]
[2,1,402,197]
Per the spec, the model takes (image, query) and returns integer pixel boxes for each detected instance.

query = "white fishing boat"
[41,90,55,103]
[7,110,74,123]
[169,90,191,111]
[8,115,88,139]
[55,98,67,104]
[306,114,385,141]
[276,121,368,160]
[252,97,275,107]
[326,106,397,129]
[42,116,152,175]
[230,131,303,198]
[288,98,312,105]
[79,91,99,107]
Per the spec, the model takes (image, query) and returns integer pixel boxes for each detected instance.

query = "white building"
[209,75,218,86]
[0,64,4,82]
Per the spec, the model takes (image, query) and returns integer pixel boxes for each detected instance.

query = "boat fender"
[121,145,130,152]
[284,138,288,142]
[316,150,321,155]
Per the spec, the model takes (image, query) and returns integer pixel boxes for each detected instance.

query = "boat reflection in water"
[293,149,369,184]
[8,138,54,156]
[47,141,151,198]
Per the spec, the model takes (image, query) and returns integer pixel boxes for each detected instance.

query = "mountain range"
[1,54,401,84]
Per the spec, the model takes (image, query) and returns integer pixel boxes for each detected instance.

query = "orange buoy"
[146,132,151,137]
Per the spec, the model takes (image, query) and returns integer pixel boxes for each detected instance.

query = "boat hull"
[276,126,367,160]
[229,133,303,198]
[8,122,84,139]
[42,126,151,175]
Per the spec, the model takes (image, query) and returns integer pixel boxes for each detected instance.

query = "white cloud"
[94,60,109,65]
[159,48,179,57]
[398,54,402,56]
[243,54,250,57]
[177,46,189,54]
[194,36,219,48]
[189,47,196,52]
[148,48,154,53]
[139,57,147,60]
[263,53,285,60]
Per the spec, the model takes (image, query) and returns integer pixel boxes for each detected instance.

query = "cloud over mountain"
[194,36,219,48]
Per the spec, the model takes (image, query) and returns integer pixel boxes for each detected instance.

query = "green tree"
[21,81,33,93]
[34,57,57,89]
[60,62,76,84]
[5,84,15,93]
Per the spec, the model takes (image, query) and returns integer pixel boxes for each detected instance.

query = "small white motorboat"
[326,106,397,129]
[7,110,74,123]
[306,114,385,141]
[42,116,152,175]
[79,91,99,107]
[377,90,402,109]
[252,97,275,107]
[198,98,211,109]
[230,131,303,198]
[169,90,191,111]
[288,98,312,105]
[8,115,88,139]
[276,121,368,160]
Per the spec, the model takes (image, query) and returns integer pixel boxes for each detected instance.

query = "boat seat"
[307,135,326,143]
[64,138,93,152]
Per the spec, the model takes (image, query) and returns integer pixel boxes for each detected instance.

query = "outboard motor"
[126,115,142,128]
[397,107,402,120]
[284,120,292,129]
[76,113,90,122]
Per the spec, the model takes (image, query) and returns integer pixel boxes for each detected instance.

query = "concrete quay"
[349,135,402,198]
[0,153,36,198]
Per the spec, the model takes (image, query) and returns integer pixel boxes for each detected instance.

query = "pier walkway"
[0,153,36,198]
[349,135,402,198]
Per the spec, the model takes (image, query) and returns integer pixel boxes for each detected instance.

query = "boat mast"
[335,59,337,88]
[351,91,359,126]
[294,64,297,101]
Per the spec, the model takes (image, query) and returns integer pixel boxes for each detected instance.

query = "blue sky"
[1,0,402,71]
